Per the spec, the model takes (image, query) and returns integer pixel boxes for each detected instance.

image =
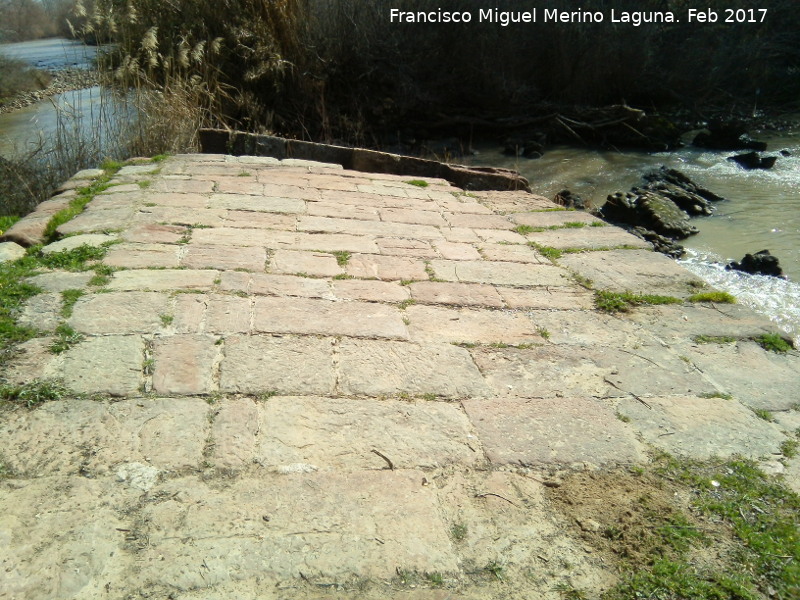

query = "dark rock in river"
[553,189,585,210]
[601,190,698,239]
[728,152,778,170]
[692,119,767,151]
[780,150,792,157]
[726,250,785,278]
[502,135,544,159]
[630,226,685,258]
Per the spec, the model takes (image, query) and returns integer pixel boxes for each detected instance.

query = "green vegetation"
[49,323,84,354]
[404,180,428,188]
[595,290,682,313]
[562,221,586,228]
[531,244,562,261]
[752,408,774,422]
[0,55,51,101]
[699,391,733,401]
[331,250,351,267]
[513,224,536,235]
[60,289,85,318]
[450,522,468,541]
[0,216,21,233]
[0,379,69,408]
[780,439,798,459]
[756,333,793,353]
[693,335,737,344]
[688,291,737,304]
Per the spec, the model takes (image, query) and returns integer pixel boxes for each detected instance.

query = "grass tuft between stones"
[594,290,682,313]
[756,333,793,353]
[0,379,69,408]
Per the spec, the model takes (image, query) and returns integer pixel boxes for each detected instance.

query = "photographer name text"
[388,8,768,27]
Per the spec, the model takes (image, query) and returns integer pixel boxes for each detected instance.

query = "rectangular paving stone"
[289,232,380,254]
[463,396,645,466]
[56,207,136,235]
[479,243,546,264]
[511,211,603,228]
[190,227,274,247]
[211,398,260,470]
[220,334,335,395]
[104,243,181,269]
[380,208,448,227]
[252,396,481,470]
[337,339,490,398]
[69,291,170,334]
[433,241,482,261]
[558,249,704,297]
[346,254,428,281]
[444,213,514,230]
[263,182,321,200]
[473,229,528,244]
[61,335,145,396]
[144,192,209,209]
[331,279,410,303]
[210,193,307,214]
[436,199,493,214]
[529,309,650,346]
[376,237,437,258]
[220,210,297,230]
[151,178,215,194]
[134,206,228,228]
[430,259,569,287]
[205,295,252,334]
[108,269,219,291]
[248,272,334,299]
[269,249,343,277]
[617,394,786,460]
[181,244,267,271]
[441,227,481,243]
[307,202,380,221]
[469,346,609,398]
[152,335,219,394]
[173,294,207,333]
[499,286,594,309]
[408,281,504,308]
[122,223,188,244]
[406,305,542,344]
[253,297,408,339]
[525,227,650,250]
[134,471,458,585]
[298,215,443,240]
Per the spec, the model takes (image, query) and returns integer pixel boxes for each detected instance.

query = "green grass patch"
[688,291,737,304]
[0,215,21,232]
[49,323,84,354]
[752,408,774,422]
[756,333,793,353]
[529,243,562,260]
[595,290,682,313]
[780,439,799,459]
[0,379,69,408]
[562,221,587,228]
[513,224,536,235]
[331,250,351,266]
[693,335,737,344]
[0,256,44,351]
[60,289,85,318]
[404,179,429,187]
[37,245,106,272]
[699,391,733,400]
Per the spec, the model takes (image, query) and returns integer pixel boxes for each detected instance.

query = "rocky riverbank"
[0,67,99,114]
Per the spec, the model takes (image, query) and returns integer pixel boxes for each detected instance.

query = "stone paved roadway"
[1,154,799,599]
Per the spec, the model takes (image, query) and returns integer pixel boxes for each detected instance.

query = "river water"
[470,130,800,343]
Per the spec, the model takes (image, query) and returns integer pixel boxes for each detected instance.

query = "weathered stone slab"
[211,398,260,470]
[627,304,777,343]
[26,271,92,292]
[337,339,490,398]
[307,201,380,221]
[248,272,334,299]
[462,397,644,466]
[1,337,61,384]
[525,227,649,250]
[219,334,335,395]
[444,213,514,230]
[479,243,546,264]
[56,207,136,235]
[558,250,704,297]
[673,340,800,411]
[220,210,297,230]
[409,281,503,307]
[253,297,407,339]
[0,213,51,246]
[204,295,252,334]
[528,309,648,347]
[182,244,267,271]
[41,234,117,254]
[471,190,556,212]
[406,305,541,344]
[331,279,410,302]
[122,223,188,244]
[105,242,181,268]
[252,396,481,470]
[152,335,219,395]
[430,259,568,287]
[189,227,273,247]
[69,291,169,334]
[61,335,145,396]
[0,241,26,262]
[434,241,482,261]
[617,394,786,460]
[18,292,61,331]
[298,215,443,240]
[140,192,208,209]
[133,471,458,585]
[469,346,609,398]
[346,254,428,281]
[150,178,214,194]
[511,211,603,228]
[108,269,218,291]
[210,193,307,214]
[376,237,437,258]
[498,286,594,309]
[380,208,448,227]
[473,229,528,244]
[436,199,493,214]
[441,227,481,243]
[269,249,343,277]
